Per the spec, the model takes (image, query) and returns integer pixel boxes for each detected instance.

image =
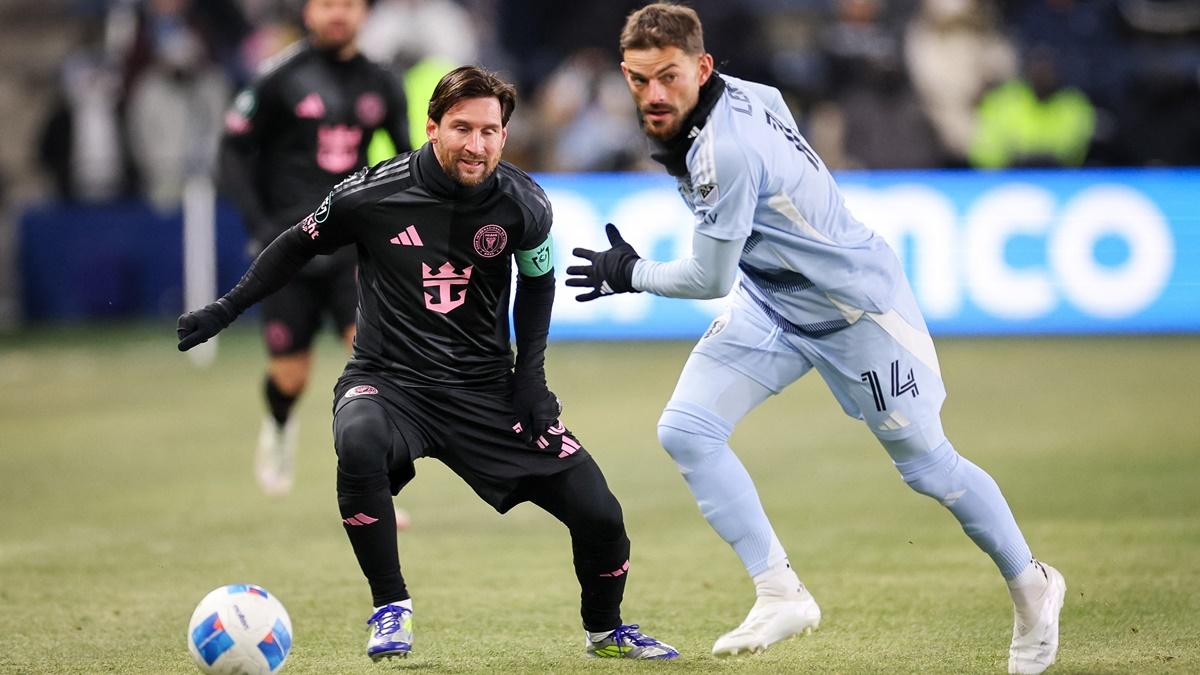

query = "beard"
[640,105,682,140]
[436,145,499,187]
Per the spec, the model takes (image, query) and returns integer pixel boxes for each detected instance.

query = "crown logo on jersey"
[422,262,473,314]
[473,224,507,258]
[390,225,423,246]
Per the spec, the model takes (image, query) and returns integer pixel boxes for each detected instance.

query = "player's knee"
[894,439,961,501]
[657,403,732,467]
[334,400,393,477]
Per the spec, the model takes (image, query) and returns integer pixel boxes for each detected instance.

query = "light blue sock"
[658,401,785,576]
[886,436,1033,578]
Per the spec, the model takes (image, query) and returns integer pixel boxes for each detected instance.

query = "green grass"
[1,324,1198,673]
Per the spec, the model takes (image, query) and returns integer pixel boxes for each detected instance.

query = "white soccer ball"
[187,584,293,675]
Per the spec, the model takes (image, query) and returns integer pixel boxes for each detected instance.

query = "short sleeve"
[690,138,760,241]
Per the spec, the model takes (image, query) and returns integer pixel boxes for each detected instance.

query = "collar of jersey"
[412,142,497,202]
[648,72,728,177]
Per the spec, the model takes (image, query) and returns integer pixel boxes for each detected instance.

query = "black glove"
[565,223,641,302]
[177,298,237,351]
[512,379,562,442]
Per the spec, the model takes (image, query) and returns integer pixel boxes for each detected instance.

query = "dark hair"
[620,2,705,55]
[427,65,517,126]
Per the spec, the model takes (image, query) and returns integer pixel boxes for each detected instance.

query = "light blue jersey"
[678,75,903,335]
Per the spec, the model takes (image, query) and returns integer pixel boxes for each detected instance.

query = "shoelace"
[366,605,410,638]
[611,624,659,647]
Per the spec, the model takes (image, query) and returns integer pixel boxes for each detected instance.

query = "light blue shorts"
[689,282,947,445]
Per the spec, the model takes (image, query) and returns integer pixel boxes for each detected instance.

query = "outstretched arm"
[631,230,744,299]
[566,224,744,301]
[177,220,346,351]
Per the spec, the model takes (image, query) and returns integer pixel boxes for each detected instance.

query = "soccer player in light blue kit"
[566,4,1065,673]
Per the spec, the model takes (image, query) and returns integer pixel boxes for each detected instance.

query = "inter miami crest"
[473,224,507,258]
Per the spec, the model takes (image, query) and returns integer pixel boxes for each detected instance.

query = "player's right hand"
[177,299,236,351]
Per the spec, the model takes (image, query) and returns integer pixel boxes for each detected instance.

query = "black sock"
[338,469,409,607]
[573,531,630,633]
[265,375,298,426]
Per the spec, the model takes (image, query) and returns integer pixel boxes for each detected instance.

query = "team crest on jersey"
[356,92,386,126]
[473,224,508,258]
[697,182,720,205]
[343,385,379,398]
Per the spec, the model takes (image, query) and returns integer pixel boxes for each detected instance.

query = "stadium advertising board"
[539,169,1198,338]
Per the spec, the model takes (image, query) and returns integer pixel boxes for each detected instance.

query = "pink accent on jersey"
[356,92,386,126]
[342,512,379,526]
[536,436,549,449]
[389,226,423,247]
[316,124,363,173]
[343,385,379,398]
[265,321,292,353]
[546,422,566,436]
[472,224,507,258]
[599,560,630,577]
[422,262,472,314]
[295,92,326,119]
[224,110,251,134]
[512,422,523,434]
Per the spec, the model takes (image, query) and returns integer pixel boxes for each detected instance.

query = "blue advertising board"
[18,169,1200,336]
[538,169,1200,338]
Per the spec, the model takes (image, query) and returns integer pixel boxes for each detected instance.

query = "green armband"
[515,236,554,277]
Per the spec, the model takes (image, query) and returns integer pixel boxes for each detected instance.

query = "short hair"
[619,2,705,55]
[427,65,517,126]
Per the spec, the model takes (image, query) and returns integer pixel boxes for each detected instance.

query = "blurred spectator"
[122,0,231,211]
[809,0,943,169]
[905,0,1017,165]
[969,47,1096,169]
[532,48,646,172]
[37,22,131,202]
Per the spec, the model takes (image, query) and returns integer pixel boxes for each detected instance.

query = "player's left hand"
[512,380,562,442]
[566,223,641,301]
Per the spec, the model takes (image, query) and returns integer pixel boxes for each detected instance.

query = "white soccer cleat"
[1008,562,1066,674]
[712,585,821,657]
[255,415,297,497]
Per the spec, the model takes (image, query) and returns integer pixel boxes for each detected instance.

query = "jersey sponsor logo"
[389,225,423,246]
[356,92,386,127]
[343,385,379,398]
[294,92,325,119]
[697,182,720,205]
[299,213,320,240]
[422,262,473,314]
[316,124,363,173]
[472,224,507,258]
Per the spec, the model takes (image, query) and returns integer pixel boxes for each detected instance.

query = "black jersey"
[220,40,410,244]
[286,143,556,386]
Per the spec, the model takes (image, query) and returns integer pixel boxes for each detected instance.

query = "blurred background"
[0,0,1197,335]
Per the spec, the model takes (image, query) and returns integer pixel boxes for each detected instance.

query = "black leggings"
[335,398,630,631]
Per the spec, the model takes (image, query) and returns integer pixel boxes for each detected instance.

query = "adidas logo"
[390,225,423,246]
[687,126,700,139]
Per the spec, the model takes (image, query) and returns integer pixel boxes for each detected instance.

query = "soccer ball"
[187,584,293,675]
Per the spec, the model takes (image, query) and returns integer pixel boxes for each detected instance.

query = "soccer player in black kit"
[220,0,410,496]
[179,66,679,661]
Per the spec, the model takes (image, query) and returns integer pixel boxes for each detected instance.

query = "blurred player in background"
[180,66,678,662]
[568,4,1064,673]
[220,0,410,496]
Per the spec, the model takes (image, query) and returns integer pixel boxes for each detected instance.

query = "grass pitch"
[0,324,1197,674]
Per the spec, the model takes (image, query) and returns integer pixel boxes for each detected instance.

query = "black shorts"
[333,370,592,513]
[260,251,357,356]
